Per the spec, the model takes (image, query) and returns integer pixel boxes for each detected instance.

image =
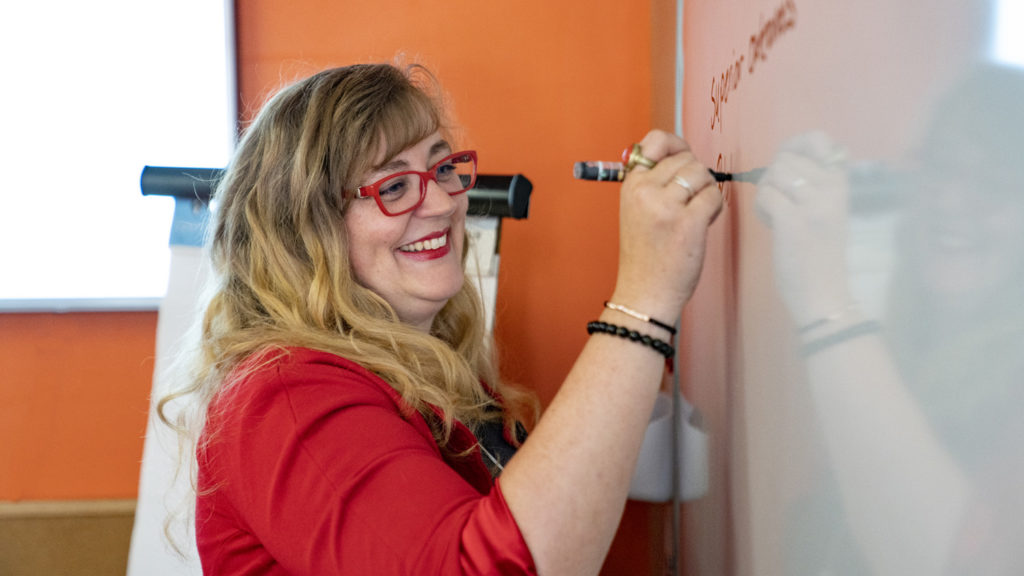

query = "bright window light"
[0,1,233,310]
[992,0,1024,67]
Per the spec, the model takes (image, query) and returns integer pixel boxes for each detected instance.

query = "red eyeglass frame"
[353,150,478,217]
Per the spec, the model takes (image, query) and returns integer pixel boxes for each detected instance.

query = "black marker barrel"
[573,161,627,181]
[574,161,764,183]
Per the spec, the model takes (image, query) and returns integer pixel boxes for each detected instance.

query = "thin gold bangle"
[604,301,677,335]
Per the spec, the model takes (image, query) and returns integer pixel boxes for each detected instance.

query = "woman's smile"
[398,228,451,258]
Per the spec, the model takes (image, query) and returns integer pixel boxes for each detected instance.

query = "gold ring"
[624,143,657,172]
[673,175,695,197]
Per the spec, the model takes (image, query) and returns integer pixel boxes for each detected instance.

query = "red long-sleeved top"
[195,347,536,575]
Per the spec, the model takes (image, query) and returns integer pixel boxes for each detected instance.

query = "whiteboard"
[678,1,1024,574]
[0,0,233,310]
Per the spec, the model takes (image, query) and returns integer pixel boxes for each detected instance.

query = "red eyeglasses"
[353,150,478,216]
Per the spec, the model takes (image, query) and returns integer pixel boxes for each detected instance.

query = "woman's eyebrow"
[429,139,453,158]
[372,139,452,175]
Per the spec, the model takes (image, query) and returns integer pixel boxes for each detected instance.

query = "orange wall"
[0,312,156,499]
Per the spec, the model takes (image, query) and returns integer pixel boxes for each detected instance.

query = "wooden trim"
[0,499,136,519]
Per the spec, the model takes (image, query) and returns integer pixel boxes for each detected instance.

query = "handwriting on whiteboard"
[709,0,798,132]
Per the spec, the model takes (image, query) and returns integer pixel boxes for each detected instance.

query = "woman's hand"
[501,131,721,576]
[755,132,853,328]
[612,130,724,323]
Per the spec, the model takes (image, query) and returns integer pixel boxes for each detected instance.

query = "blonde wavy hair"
[160,63,536,471]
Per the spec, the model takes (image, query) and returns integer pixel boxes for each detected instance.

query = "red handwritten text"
[710,0,798,132]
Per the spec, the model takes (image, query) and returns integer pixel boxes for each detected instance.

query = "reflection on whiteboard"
[679,1,1024,574]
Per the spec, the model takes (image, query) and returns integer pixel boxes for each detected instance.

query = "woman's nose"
[416,177,458,216]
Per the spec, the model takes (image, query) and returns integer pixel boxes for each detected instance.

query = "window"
[992,0,1024,67]
[0,1,234,310]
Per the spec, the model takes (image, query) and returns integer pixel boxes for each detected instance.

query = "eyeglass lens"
[377,154,475,214]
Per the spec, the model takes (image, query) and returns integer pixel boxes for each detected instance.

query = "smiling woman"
[158,61,723,576]
[162,64,540,574]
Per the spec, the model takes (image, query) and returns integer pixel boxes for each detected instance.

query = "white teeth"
[400,234,447,253]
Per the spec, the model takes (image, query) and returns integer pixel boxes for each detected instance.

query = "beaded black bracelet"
[586,321,675,359]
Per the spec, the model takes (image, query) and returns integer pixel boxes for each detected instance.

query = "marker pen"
[573,161,765,183]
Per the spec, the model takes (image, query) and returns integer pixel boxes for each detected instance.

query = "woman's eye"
[435,163,456,181]
[379,177,410,199]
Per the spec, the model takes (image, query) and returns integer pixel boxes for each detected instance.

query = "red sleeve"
[196,349,536,576]
[461,477,535,574]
